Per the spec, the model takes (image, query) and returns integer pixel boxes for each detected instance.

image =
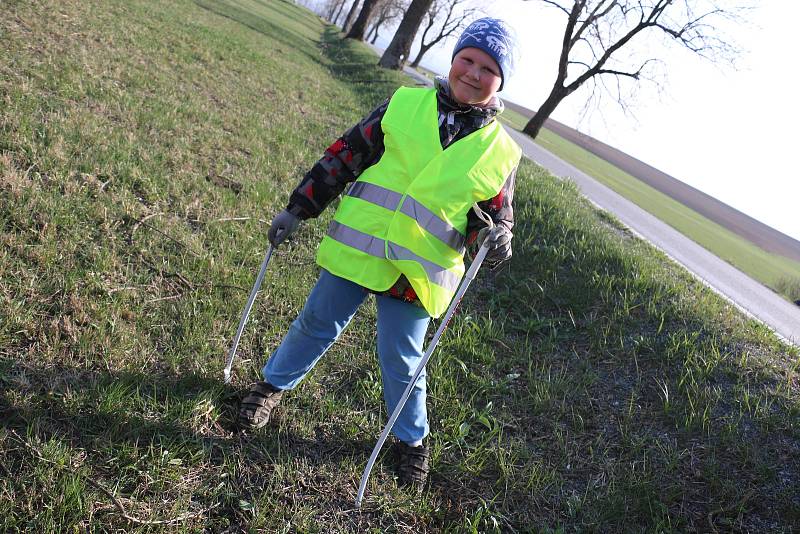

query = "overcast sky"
[374,1,799,242]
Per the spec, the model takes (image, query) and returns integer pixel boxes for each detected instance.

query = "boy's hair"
[452,18,520,91]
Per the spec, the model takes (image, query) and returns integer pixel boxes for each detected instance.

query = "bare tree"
[324,0,335,20]
[325,0,345,21]
[366,0,406,43]
[342,0,362,32]
[367,21,381,43]
[410,0,477,68]
[378,0,435,69]
[346,0,381,39]
[522,0,744,138]
[333,0,349,25]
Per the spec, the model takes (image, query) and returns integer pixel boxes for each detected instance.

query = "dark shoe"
[395,441,430,490]
[238,381,284,430]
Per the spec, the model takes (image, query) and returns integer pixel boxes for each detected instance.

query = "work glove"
[483,225,512,265]
[267,209,300,246]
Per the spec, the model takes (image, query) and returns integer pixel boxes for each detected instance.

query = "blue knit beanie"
[452,18,519,91]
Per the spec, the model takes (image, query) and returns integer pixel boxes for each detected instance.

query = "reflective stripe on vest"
[346,181,466,252]
[346,181,401,211]
[328,220,461,292]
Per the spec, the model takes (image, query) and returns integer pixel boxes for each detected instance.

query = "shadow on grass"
[0,352,513,520]
[0,357,377,459]
[318,26,422,102]
[0,356,447,528]
[450,176,800,528]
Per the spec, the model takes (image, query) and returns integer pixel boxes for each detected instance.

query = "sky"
[370,1,800,241]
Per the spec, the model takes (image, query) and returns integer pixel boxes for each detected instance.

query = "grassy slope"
[1,0,799,531]
[497,107,800,302]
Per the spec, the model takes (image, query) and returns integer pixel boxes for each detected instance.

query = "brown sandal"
[238,381,284,430]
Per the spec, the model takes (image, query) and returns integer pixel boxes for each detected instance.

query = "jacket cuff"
[286,202,312,220]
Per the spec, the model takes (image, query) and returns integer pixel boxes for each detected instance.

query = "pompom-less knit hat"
[452,18,519,91]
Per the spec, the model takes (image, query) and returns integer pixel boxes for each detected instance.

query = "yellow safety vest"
[317,86,521,317]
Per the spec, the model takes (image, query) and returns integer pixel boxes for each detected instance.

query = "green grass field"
[497,106,800,303]
[2,0,799,531]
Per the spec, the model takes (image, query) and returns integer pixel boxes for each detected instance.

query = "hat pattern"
[452,18,519,90]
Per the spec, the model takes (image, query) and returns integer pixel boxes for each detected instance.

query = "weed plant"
[776,277,800,303]
[1,0,799,531]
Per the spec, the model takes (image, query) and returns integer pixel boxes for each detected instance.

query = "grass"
[2,0,799,531]
[497,110,800,302]
[776,277,800,303]
[496,105,531,133]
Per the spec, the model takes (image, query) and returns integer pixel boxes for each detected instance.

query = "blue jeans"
[263,269,431,444]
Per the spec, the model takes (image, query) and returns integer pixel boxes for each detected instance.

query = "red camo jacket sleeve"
[287,99,389,219]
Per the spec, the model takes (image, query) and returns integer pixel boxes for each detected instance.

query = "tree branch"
[570,0,617,51]
[540,0,572,16]
[595,67,641,79]
[522,0,744,138]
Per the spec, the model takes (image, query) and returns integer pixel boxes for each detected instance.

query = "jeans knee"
[382,364,427,393]
[293,308,338,341]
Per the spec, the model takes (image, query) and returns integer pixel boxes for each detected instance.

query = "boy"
[239,18,521,489]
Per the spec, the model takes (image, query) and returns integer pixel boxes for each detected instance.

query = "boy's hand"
[484,225,512,264]
[268,209,300,246]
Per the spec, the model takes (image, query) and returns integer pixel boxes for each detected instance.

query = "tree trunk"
[378,0,434,70]
[342,0,361,32]
[333,0,348,26]
[327,0,345,21]
[367,11,388,43]
[366,21,378,42]
[410,12,435,69]
[370,25,381,44]
[346,0,379,40]
[410,43,432,68]
[522,86,570,139]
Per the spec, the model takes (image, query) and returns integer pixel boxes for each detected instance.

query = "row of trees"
[314,0,475,68]
[315,0,398,43]
[310,0,744,139]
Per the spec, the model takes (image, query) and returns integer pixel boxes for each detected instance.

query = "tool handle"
[224,244,275,384]
[355,237,492,507]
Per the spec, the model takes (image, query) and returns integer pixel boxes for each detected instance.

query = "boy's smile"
[448,47,503,107]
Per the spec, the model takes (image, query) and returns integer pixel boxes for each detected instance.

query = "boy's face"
[448,47,502,107]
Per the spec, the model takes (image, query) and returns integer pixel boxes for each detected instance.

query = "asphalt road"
[399,66,800,346]
[505,128,800,346]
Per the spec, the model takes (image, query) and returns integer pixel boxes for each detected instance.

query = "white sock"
[406,439,423,447]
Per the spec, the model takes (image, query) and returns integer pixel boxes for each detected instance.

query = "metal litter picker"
[223,244,276,384]
[356,208,498,507]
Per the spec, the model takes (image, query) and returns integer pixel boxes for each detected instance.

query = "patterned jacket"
[286,77,518,305]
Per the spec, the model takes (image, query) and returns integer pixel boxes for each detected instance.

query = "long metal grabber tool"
[224,243,276,384]
[355,206,496,507]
